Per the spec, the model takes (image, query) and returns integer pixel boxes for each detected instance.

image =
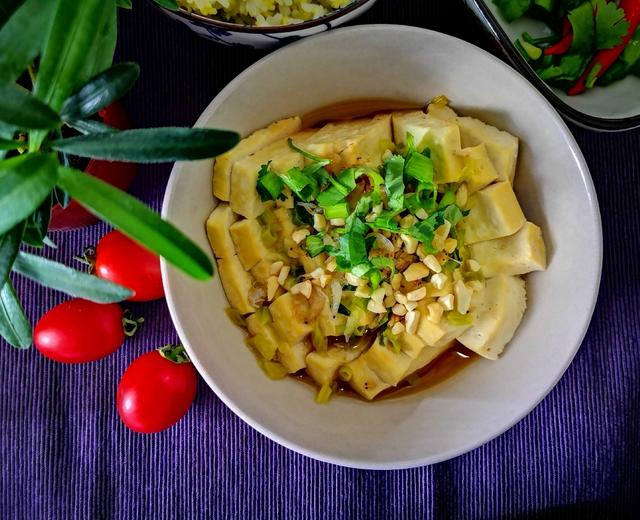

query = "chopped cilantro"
[256,162,284,202]
[384,155,405,212]
[279,167,318,201]
[594,0,630,50]
[305,234,325,257]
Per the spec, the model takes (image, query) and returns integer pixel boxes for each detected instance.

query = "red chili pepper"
[569,0,640,95]
[545,32,573,55]
[562,17,572,36]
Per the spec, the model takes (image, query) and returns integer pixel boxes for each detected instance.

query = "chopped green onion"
[279,167,318,201]
[288,137,331,165]
[447,311,473,326]
[404,151,434,183]
[305,234,325,257]
[439,190,456,207]
[324,202,349,220]
[315,382,334,404]
[384,154,405,212]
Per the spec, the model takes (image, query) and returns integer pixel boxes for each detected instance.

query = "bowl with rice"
[150,0,377,49]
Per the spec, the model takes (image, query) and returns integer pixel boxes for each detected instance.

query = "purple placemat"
[2,1,639,518]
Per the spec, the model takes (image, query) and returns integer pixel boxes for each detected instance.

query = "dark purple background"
[2,1,639,518]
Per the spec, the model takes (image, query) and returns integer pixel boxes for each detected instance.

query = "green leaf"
[0,278,32,349]
[324,202,350,220]
[0,153,58,236]
[0,222,25,289]
[568,2,595,53]
[22,194,52,248]
[32,0,115,149]
[50,127,240,163]
[66,119,118,135]
[0,138,22,150]
[256,162,284,202]
[88,0,118,80]
[56,166,214,280]
[287,137,331,165]
[0,0,25,27]
[404,150,434,183]
[12,251,133,302]
[277,167,319,202]
[305,234,325,257]
[116,0,132,9]
[384,155,405,212]
[594,0,630,50]
[0,82,61,130]
[61,63,140,121]
[153,0,179,11]
[0,0,56,82]
[493,0,531,22]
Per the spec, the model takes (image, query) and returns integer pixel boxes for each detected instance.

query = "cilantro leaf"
[256,162,284,202]
[594,0,630,50]
[493,0,532,23]
[287,137,331,165]
[568,2,595,53]
[305,234,325,257]
[279,167,318,201]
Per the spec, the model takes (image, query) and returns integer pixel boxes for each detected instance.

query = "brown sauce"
[302,98,422,129]
[292,343,477,402]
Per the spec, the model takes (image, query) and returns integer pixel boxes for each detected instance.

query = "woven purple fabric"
[2,1,639,518]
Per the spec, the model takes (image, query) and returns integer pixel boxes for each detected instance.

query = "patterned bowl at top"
[149,0,377,49]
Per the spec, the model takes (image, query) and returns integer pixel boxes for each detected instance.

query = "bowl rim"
[466,0,640,132]
[161,24,603,469]
[148,0,373,33]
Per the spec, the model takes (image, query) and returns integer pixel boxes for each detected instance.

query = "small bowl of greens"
[465,0,640,131]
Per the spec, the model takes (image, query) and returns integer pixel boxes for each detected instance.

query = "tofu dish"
[206,97,547,403]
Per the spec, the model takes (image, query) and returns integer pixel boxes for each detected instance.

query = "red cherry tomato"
[34,299,125,363]
[117,347,197,434]
[50,102,138,231]
[95,230,164,302]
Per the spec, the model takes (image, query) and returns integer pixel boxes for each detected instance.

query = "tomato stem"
[73,245,96,274]
[157,344,191,364]
[122,309,144,337]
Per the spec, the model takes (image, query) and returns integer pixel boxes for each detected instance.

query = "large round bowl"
[161,25,602,469]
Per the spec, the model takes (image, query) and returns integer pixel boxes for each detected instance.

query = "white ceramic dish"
[465,0,640,131]
[149,0,377,49]
[161,25,602,469]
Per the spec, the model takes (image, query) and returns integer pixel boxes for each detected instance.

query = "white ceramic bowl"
[150,0,377,49]
[161,25,602,469]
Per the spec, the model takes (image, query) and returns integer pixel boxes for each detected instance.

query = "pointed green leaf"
[0,153,58,236]
[31,0,115,149]
[0,222,25,288]
[90,0,117,78]
[0,138,22,150]
[61,63,140,121]
[22,194,52,248]
[0,82,61,130]
[0,0,25,27]
[116,0,132,9]
[12,251,133,302]
[57,166,214,280]
[154,0,179,11]
[66,119,118,135]
[0,278,32,349]
[0,0,55,82]
[50,127,240,163]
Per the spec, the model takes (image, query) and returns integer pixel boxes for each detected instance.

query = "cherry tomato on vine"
[95,230,164,302]
[117,345,197,434]
[34,299,126,363]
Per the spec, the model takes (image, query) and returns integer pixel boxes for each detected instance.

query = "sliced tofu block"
[305,114,392,171]
[458,276,526,360]
[205,204,237,259]
[230,133,309,219]
[213,116,302,201]
[277,341,311,373]
[392,110,464,183]
[217,255,257,315]
[470,222,547,278]
[456,116,519,184]
[426,103,519,183]
[459,144,499,194]
[416,317,471,348]
[229,218,268,271]
[269,292,314,345]
[346,355,391,400]
[363,336,416,386]
[305,345,364,386]
[464,181,526,244]
[402,341,454,379]
[317,300,348,337]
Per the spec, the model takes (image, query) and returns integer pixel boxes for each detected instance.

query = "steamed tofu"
[217,254,257,315]
[277,342,312,373]
[229,218,269,271]
[305,113,392,171]
[392,110,464,183]
[230,131,313,219]
[402,341,453,379]
[464,181,526,244]
[458,276,526,360]
[470,222,547,278]
[459,144,499,194]
[416,314,471,348]
[363,337,415,386]
[213,116,302,201]
[426,102,518,183]
[306,345,364,386]
[269,292,314,345]
[346,355,391,400]
[205,204,237,259]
